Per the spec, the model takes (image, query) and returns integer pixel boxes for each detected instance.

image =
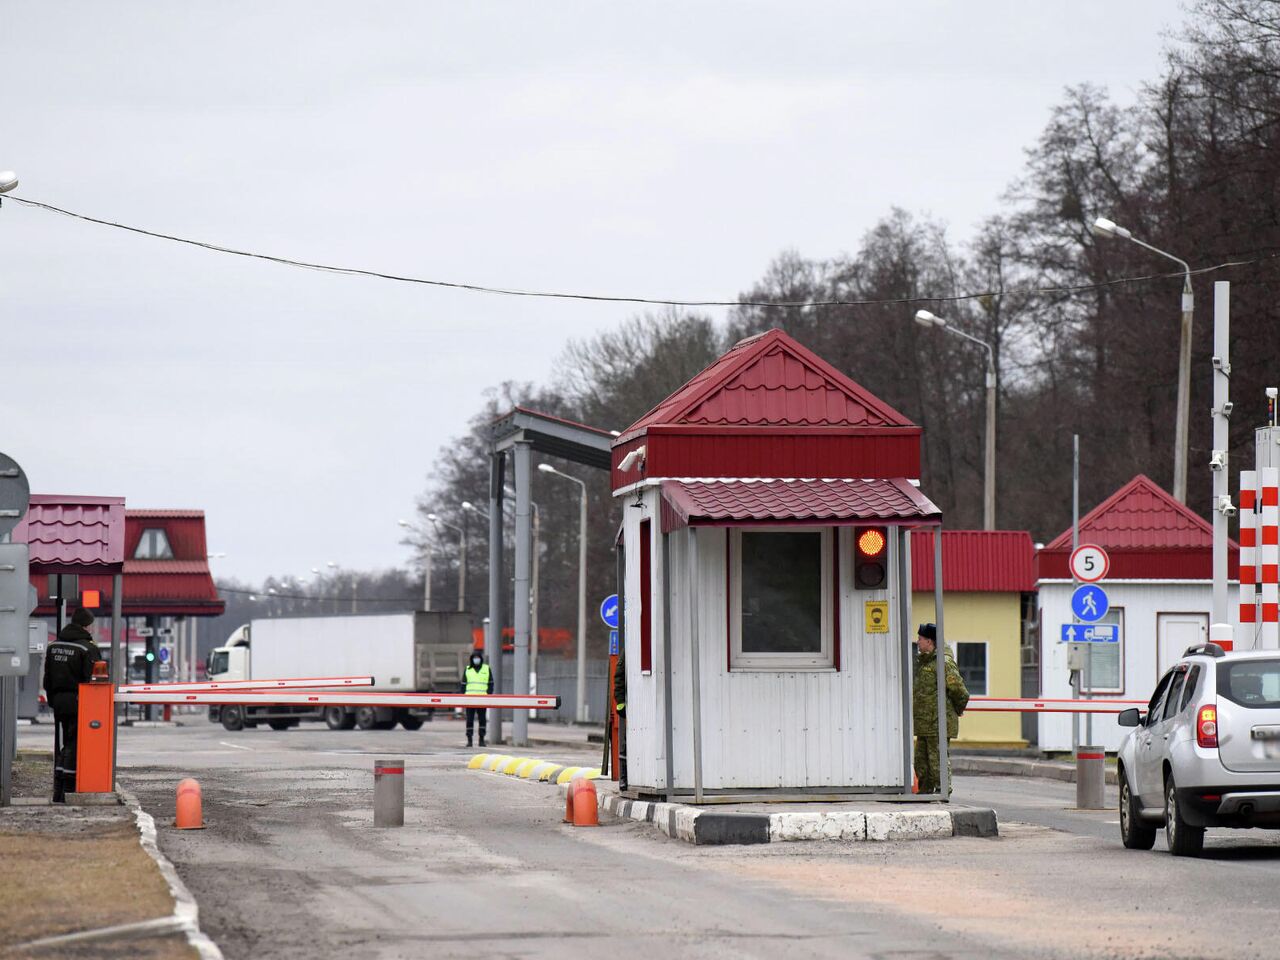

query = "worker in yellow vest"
[461,651,493,748]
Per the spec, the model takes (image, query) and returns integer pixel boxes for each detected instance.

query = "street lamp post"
[539,463,589,722]
[399,519,433,611]
[1092,216,1193,504]
[468,498,542,681]
[428,513,467,612]
[914,310,997,530]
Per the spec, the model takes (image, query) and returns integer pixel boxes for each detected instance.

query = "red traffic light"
[856,529,886,558]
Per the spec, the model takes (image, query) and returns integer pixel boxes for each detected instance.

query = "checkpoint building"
[1035,474,1239,753]
[610,329,946,798]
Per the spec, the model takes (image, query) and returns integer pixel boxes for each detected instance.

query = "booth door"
[1156,613,1207,678]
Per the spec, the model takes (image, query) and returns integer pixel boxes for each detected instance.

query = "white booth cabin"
[1036,474,1239,753]
[611,329,947,799]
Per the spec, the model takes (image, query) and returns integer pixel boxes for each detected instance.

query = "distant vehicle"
[1118,643,1280,856]
[206,612,476,732]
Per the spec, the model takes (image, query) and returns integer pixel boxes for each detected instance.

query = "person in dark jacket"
[613,644,627,791]
[42,607,102,802]
[460,650,493,748]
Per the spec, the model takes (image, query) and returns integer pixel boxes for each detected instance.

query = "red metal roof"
[14,495,126,573]
[613,330,923,489]
[910,530,1037,593]
[622,329,914,440]
[1036,474,1239,581]
[659,478,940,531]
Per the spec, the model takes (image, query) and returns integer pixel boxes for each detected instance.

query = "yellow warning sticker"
[865,600,889,633]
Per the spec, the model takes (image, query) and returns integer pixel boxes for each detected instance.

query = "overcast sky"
[2,2,1180,583]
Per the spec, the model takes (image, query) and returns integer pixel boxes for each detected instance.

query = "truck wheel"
[1119,768,1156,850]
[220,705,245,732]
[399,717,424,731]
[325,707,355,731]
[354,707,379,730]
[267,720,296,731]
[1165,773,1205,857]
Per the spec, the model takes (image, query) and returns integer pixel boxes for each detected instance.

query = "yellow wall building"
[911,531,1034,749]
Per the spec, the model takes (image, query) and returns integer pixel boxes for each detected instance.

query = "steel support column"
[487,450,506,745]
[933,524,949,800]
[511,441,532,746]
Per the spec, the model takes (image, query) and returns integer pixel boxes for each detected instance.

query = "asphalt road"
[20,718,1280,959]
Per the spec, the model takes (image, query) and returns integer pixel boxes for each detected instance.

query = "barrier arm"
[117,676,376,694]
[115,691,559,710]
[965,697,1147,714]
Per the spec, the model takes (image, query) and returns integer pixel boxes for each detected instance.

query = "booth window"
[730,527,832,670]
[134,528,174,560]
[1084,608,1124,694]
[639,519,652,673]
[955,642,988,695]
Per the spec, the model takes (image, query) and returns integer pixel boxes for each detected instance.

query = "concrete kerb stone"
[557,783,997,846]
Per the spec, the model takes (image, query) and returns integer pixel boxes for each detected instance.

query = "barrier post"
[374,757,405,827]
[1076,746,1105,809]
[75,667,115,794]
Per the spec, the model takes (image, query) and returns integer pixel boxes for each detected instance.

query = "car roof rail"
[1183,642,1226,659]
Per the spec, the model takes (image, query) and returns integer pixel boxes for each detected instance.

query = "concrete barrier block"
[865,811,952,841]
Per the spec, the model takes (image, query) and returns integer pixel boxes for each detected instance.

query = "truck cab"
[206,625,250,683]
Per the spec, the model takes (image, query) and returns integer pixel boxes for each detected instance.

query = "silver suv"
[1117,643,1280,856]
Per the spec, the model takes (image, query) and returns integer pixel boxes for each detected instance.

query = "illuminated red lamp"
[854,527,888,590]
[81,589,101,609]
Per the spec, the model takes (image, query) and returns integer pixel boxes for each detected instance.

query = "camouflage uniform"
[913,646,970,795]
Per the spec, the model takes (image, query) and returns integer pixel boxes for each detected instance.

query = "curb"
[953,756,1119,786]
[118,786,224,960]
[560,784,998,845]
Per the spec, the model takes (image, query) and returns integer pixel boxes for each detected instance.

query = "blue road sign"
[600,594,619,629]
[1071,584,1109,623]
[609,629,619,656]
[1061,623,1119,643]
[158,646,170,663]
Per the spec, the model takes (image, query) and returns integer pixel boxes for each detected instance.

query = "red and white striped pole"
[1240,470,1258,649]
[1262,467,1280,650]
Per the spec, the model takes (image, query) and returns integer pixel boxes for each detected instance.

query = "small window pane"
[956,642,987,695]
[740,531,821,654]
[134,528,174,561]
[1162,670,1187,721]
[1180,665,1201,710]
[1084,609,1122,692]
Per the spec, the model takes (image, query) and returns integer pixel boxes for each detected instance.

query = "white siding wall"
[1037,580,1230,752]
[621,489,908,792]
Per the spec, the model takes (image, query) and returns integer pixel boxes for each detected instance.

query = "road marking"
[219,740,254,751]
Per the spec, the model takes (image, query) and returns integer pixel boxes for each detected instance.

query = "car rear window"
[1217,660,1280,709]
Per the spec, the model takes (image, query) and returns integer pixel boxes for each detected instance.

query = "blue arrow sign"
[1071,584,1109,623]
[600,594,619,629]
[1061,623,1119,643]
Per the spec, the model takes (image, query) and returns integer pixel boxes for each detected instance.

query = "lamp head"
[537,463,557,475]
[1091,216,1131,240]
[461,501,475,512]
[427,512,439,523]
[914,309,945,328]
[0,172,17,195]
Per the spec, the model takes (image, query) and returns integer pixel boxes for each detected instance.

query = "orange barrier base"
[76,681,116,794]
[176,778,204,829]
[571,778,599,827]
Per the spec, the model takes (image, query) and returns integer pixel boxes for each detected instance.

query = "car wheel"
[1119,769,1156,850]
[354,707,379,731]
[1165,774,1205,857]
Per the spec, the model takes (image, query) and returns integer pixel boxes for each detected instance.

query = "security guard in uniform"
[912,622,969,796]
[42,607,103,803]
[461,650,492,747]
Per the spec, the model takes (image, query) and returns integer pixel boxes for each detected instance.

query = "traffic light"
[145,649,156,663]
[854,527,888,590]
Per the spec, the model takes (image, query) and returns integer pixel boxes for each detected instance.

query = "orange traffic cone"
[571,778,599,827]
[176,778,204,829]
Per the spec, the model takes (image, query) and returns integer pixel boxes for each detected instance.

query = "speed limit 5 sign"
[1069,544,1110,583]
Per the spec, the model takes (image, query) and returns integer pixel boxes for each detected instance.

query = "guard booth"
[612,330,944,799]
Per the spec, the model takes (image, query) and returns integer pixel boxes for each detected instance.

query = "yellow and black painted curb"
[466,753,602,785]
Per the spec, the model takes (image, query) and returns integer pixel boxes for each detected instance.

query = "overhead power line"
[7,194,1278,310]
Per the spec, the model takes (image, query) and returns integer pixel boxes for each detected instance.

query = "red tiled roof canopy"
[911,530,1037,593]
[1037,475,1238,581]
[613,330,924,488]
[14,495,126,573]
[659,478,940,532]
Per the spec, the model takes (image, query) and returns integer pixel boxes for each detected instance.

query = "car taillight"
[1197,704,1218,748]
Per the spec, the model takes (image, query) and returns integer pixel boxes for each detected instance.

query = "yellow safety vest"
[464,663,491,695]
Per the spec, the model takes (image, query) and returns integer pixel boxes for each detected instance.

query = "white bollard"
[374,758,404,828]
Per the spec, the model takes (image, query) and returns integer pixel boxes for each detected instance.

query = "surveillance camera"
[1212,356,1224,369]
[1209,451,1226,471]
[1222,401,1234,417]
[1268,387,1279,400]
[1218,495,1237,518]
[618,445,647,473]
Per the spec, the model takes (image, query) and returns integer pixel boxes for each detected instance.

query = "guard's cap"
[916,622,936,641]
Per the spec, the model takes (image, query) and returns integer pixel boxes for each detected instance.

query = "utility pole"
[1211,282,1233,647]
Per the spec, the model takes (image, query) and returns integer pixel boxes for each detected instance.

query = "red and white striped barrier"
[117,676,375,694]
[115,690,559,710]
[1263,467,1280,649]
[966,697,1147,714]
[1240,469,1258,641]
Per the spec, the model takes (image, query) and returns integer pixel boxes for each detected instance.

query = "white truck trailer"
[206,612,475,731]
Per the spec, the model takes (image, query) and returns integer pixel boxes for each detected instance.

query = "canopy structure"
[484,406,614,746]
